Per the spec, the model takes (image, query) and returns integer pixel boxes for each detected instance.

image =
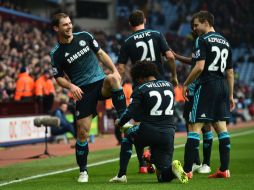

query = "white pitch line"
[1,129,254,187]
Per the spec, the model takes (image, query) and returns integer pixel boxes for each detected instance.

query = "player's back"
[195,31,232,84]
[136,80,175,129]
[119,29,169,75]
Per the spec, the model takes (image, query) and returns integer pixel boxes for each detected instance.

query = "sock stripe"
[76,140,88,147]
[218,132,230,139]
[188,132,200,140]
[203,131,213,140]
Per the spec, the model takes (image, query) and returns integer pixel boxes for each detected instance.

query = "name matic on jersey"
[67,46,90,64]
[134,32,151,40]
[146,82,171,88]
[208,37,229,47]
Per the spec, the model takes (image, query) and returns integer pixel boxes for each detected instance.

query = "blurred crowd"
[0,0,254,124]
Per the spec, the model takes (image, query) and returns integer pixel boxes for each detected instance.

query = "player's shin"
[111,88,127,118]
[184,132,200,173]
[118,137,133,177]
[218,132,230,171]
[76,140,89,172]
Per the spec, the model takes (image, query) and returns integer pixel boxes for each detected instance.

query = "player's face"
[57,17,73,38]
[193,18,206,36]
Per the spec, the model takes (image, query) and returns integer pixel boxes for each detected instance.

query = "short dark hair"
[131,61,159,83]
[51,12,69,27]
[129,10,145,27]
[192,11,214,26]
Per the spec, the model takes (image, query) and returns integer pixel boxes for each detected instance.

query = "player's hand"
[182,85,189,101]
[114,119,120,127]
[112,70,122,82]
[171,77,178,87]
[229,96,235,111]
[69,83,83,101]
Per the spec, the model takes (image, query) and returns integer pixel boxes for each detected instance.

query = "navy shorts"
[127,124,175,171]
[189,79,230,123]
[183,96,194,121]
[76,79,107,120]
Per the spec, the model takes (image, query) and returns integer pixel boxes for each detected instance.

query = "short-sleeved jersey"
[119,80,175,132]
[118,29,170,77]
[193,31,232,84]
[50,31,105,87]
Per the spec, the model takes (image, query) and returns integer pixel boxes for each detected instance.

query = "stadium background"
[0,0,253,153]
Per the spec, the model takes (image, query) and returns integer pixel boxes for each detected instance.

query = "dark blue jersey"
[118,29,170,77]
[193,31,232,84]
[50,31,105,87]
[119,80,175,132]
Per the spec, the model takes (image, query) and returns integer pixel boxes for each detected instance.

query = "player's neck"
[132,24,145,32]
[58,35,73,44]
[205,27,215,34]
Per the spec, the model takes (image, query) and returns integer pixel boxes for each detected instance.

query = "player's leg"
[199,123,213,173]
[153,128,187,183]
[101,74,126,118]
[209,121,230,178]
[76,115,92,183]
[183,122,203,179]
[208,80,231,178]
[75,82,103,182]
[109,125,140,182]
[183,96,201,172]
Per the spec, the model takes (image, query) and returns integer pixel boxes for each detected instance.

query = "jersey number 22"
[149,90,174,116]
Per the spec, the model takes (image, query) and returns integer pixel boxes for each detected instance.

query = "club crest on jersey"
[79,40,86,47]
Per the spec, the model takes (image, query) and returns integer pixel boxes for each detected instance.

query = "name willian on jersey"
[145,81,171,88]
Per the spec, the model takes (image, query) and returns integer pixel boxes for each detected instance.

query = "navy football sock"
[118,138,133,177]
[203,131,213,166]
[194,148,201,165]
[134,143,146,167]
[111,88,126,118]
[75,140,89,172]
[218,132,230,171]
[184,132,200,172]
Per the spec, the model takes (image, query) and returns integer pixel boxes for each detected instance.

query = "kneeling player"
[109,61,188,183]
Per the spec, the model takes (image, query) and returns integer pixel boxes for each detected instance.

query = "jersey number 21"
[136,39,156,61]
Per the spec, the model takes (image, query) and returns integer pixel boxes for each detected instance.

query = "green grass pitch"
[1,127,254,190]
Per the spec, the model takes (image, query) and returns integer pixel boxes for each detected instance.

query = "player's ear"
[53,25,59,32]
[144,18,146,25]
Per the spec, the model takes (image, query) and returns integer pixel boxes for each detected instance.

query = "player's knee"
[77,125,89,141]
[202,124,212,133]
[107,74,120,86]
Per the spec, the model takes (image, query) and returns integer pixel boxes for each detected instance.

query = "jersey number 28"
[149,90,174,116]
[208,46,228,72]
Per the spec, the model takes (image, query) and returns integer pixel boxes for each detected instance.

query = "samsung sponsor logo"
[67,46,90,64]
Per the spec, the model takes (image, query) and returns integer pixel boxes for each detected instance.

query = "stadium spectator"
[14,66,35,102]
[51,100,76,138]
[35,70,55,113]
